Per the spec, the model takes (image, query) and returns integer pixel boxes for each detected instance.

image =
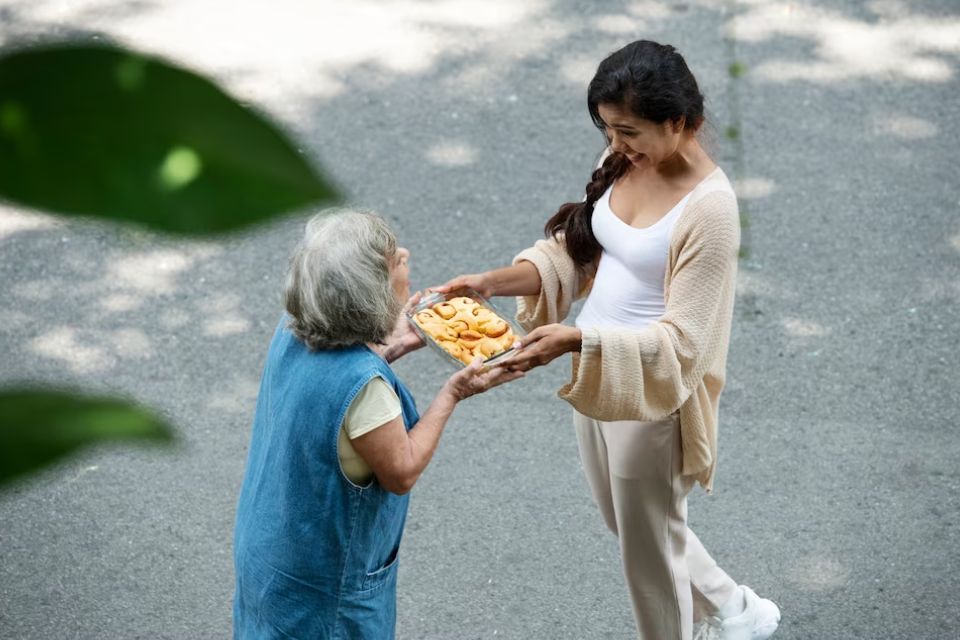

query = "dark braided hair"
[545,40,706,266]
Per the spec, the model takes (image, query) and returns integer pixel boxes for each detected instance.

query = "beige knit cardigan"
[512,167,739,491]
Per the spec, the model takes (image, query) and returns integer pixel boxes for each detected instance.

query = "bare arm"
[349,361,524,494]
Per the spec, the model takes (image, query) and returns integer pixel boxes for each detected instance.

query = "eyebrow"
[600,119,638,132]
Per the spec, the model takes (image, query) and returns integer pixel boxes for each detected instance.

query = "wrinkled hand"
[431,273,493,299]
[444,357,525,401]
[505,324,582,372]
[383,292,425,362]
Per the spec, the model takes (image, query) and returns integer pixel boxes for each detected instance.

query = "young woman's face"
[597,103,685,170]
[388,246,411,303]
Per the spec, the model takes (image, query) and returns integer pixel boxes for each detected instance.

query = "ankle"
[716,585,746,619]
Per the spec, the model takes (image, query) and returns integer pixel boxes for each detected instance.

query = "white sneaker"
[692,586,781,640]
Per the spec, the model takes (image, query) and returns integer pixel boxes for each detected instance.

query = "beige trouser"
[574,410,738,640]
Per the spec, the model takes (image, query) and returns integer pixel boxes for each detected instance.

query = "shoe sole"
[753,619,780,640]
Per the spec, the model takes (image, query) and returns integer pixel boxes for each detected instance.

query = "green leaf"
[0,388,174,488]
[0,43,340,234]
[728,61,747,78]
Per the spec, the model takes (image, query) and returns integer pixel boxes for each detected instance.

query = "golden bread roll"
[458,329,483,347]
[478,337,504,358]
[452,310,480,333]
[449,296,478,311]
[472,307,496,325]
[482,318,508,338]
[433,302,457,320]
[439,341,463,358]
[420,322,458,342]
[457,346,477,365]
[448,319,470,334]
[415,309,439,324]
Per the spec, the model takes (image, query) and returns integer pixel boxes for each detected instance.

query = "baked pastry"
[449,296,477,311]
[433,302,457,320]
[447,318,470,334]
[412,294,518,365]
[482,318,509,338]
[451,310,480,333]
[457,329,484,348]
[439,341,463,359]
[478,337,504,358]
[472,307,495,325]
[420,321,458,342]
[415,310,439,325]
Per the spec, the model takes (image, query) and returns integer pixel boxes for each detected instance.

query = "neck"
[656,134,714,181]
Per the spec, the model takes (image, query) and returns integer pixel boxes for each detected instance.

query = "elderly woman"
[233,209,522,639]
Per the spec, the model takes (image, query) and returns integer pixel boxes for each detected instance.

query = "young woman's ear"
[671,116,687,133]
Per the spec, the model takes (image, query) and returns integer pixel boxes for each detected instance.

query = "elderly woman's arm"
[350,361,522,495]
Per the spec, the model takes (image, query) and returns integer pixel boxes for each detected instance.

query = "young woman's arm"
[434,260,542,298]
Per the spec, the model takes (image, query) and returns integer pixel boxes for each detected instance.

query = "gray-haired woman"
[232,209,522,639]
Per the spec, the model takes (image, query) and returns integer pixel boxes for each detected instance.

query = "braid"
[544,152,631,266]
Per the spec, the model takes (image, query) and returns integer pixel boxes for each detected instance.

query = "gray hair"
[284,208,400,350]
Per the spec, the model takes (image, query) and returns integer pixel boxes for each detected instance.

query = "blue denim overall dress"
[233,320,419,639]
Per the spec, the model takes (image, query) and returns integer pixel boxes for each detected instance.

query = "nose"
[608,130,626,154]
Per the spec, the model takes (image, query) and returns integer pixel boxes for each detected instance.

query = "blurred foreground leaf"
[0,43,339,234]
[0,388,174,488]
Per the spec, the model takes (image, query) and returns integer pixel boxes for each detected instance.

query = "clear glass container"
[406,288,524,369]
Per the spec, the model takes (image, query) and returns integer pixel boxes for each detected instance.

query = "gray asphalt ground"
[2,1,959,638]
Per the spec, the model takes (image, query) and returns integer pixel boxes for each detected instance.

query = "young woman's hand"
[431,273,493,298]
[505,324,582,372]
[443,358,525,401]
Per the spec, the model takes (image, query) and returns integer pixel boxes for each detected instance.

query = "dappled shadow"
[1,1,959,639]
[736,0,960,83]
[724,0,960,412]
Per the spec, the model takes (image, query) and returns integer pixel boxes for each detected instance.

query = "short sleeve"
[343,377,402,440]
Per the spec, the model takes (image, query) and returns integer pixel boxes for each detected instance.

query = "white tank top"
[575,184,691,330]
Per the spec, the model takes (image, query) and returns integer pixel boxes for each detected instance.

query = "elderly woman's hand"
[504,323,582,372]
[382,292,426,363]
[443,358,525,401]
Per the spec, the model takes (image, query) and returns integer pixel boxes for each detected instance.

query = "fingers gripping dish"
[410,292,520,366]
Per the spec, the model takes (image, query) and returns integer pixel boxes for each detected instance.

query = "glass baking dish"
[406,288,524,369]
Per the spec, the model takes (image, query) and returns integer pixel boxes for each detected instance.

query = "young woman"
[233,210,522,639]
[439,41,780,640]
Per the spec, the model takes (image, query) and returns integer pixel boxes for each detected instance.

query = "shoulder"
[689,167,737,215]
[344,376,402,439]
[313,345,397,386]
[354,376,401,407]
[352,348,397,382]
[675,168,739,237]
